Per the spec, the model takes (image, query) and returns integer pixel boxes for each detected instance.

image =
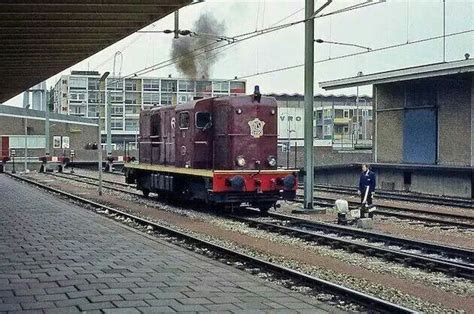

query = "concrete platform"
[0,174,336,313]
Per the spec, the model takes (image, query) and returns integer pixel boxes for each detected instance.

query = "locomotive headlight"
[236,156,246,167]
[267,155,277,167]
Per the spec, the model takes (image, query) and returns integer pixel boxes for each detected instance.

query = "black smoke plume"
[171,13,226,79]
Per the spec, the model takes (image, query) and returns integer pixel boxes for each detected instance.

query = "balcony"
[333,117,351,125]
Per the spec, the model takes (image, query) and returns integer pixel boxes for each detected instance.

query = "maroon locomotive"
[124,88,297,211]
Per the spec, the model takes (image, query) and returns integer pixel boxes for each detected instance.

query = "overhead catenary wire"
[103,0,386,87]
[233,29,474,80]
[115,0,383,83]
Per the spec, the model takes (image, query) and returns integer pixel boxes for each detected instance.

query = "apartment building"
[53,71,246,149]
[273,94,373,150]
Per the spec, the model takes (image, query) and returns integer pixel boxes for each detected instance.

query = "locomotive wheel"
[142,188,150,198]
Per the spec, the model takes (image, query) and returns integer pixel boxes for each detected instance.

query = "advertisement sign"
[62,136,70,149]
[53,136,61,148]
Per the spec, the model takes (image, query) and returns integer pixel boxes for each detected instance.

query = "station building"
[0,105,98,172]
[319,59,474,199]
[272,94,373,150]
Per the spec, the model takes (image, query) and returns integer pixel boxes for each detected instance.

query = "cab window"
[178,112,190,129]
[195,112,211,129]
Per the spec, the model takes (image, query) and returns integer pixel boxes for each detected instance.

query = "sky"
[4,0,474,107]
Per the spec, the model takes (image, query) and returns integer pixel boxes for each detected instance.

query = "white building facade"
[53,71,246,149]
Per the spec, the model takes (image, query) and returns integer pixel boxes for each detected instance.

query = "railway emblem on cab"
[248,118,265,138]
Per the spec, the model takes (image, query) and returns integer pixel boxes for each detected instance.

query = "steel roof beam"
[0,5,174,14]
[1,0,182,5]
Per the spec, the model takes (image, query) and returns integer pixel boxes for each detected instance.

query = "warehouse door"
[402,85,437,164]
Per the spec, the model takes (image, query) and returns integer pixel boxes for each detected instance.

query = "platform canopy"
[319,59,474,90]
[0,0,192,103]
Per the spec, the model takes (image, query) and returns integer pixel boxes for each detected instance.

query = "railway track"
[7,173,413,313]
[76,169,474,229]
[299,183,473,209]
[294,195,474,229]
[230,212,474,280]
[44,172,474,280]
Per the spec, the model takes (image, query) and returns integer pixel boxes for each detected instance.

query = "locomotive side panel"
[175,108,194,168]
[213,101,232,169]
[139,110,152,164]
[193,99,214,169]
[150,111,161,164]
[161,109,176,165]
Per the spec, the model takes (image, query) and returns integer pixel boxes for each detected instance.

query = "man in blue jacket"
[358,164,376,207]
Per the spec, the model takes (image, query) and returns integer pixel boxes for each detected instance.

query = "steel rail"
[299,183,473,209]
[269,212,473,265]
[47,173,474,279]
[294,196,474,229]
[5,173,414,313]
[72,170,474,225]
[64,172,131,187]
[228,214,473,279]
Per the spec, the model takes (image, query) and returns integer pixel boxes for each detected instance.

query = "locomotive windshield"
[196,112,212,129]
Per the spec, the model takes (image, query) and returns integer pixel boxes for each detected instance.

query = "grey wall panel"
[438,77,471,166]
[377,110,403,163]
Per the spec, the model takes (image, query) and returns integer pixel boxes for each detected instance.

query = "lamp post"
[99,72,110,196]
[24,104,30,173]
[10,149,16,174]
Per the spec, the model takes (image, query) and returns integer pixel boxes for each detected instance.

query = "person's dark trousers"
[361,192,373,206]
[360,186,373,218]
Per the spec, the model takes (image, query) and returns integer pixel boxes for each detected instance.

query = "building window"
[69,77,87,90]
[196,81,212,93]
[107,78,123,90]
[143,93,160,105]
[324,125,332,136]
[125,105,140,114]
[125,79,139,91]
[88,78,99,90]
[178,80,194,92]
[69,92,86,103]
[212,81,229,93]
[111,119,123,130]
[161,80,177,92]
[88,91,100,103]
[69,105,85,116]
[110,92,123,103]
[125,92,139,104]
[88,105,99,118]
[161,93,174,105]
[125,119,139,131]
[178,112,190,129]
[230,81,245,94]
[143,79,160,91]
[111,105,123,117]
[323,109,332,119]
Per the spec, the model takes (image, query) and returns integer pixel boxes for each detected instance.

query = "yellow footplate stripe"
[125,163,213,177]
[125,163,298,178]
